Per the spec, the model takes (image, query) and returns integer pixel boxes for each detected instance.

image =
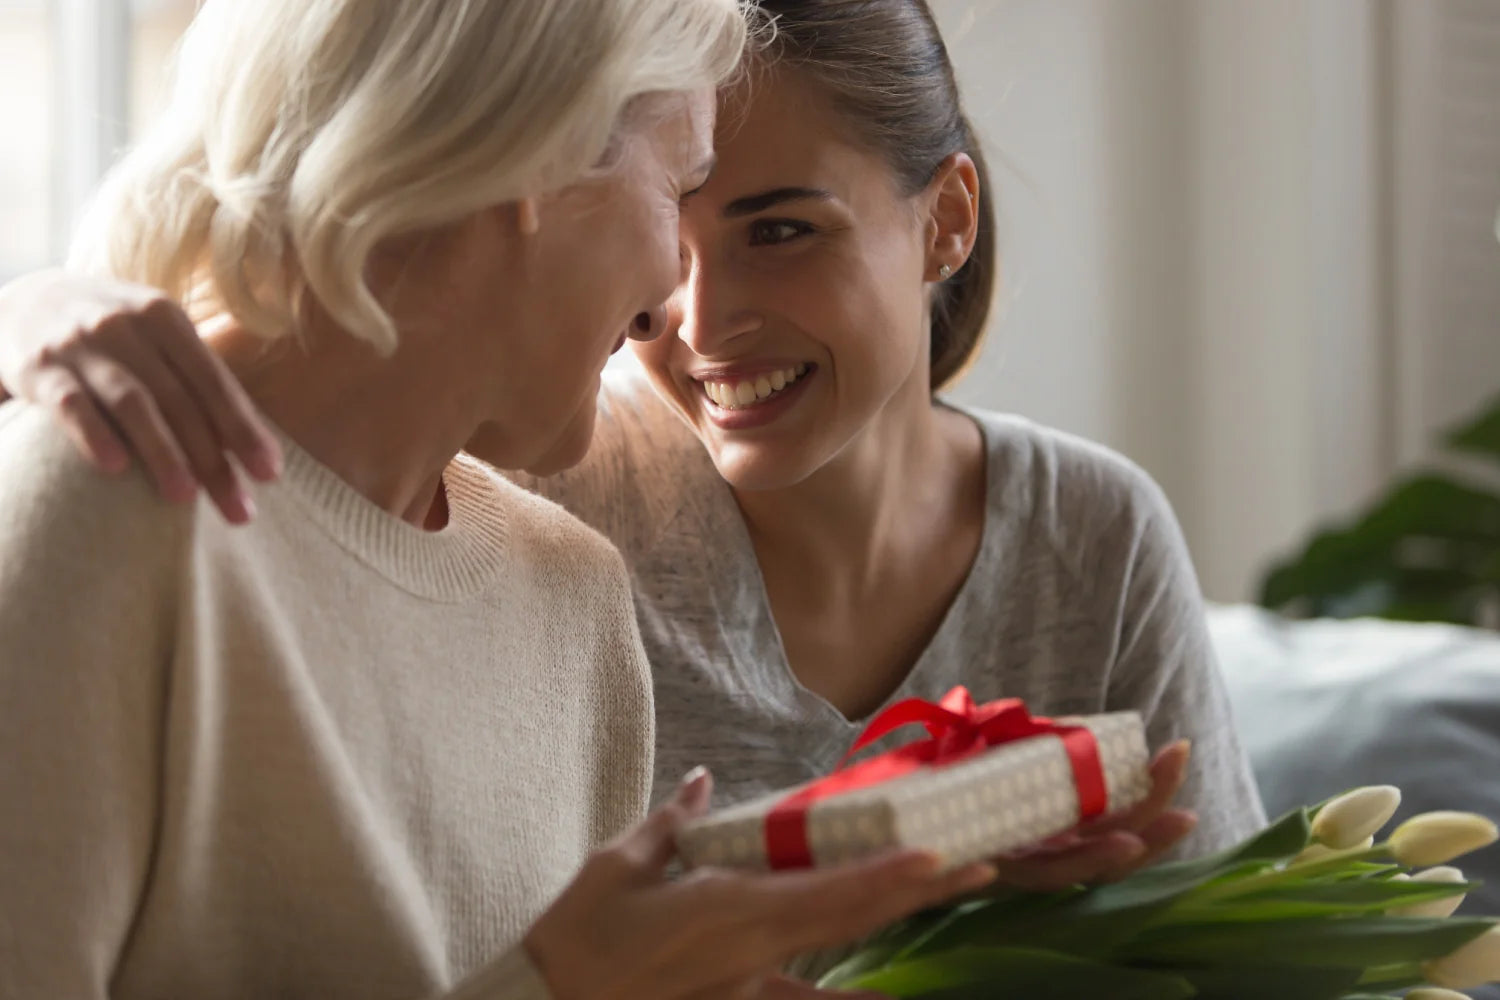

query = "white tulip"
[1312,786,1402,848]
[1425,926,1500,990]
[1391,813,1499,868]
[1391,866,1468,919]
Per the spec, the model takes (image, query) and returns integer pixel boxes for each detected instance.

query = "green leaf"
[1118,915,1497,968]
[835,946,1194,999]
[1258,474,1500,626]
[1165,878,1480,922]
[1446,393,1500,461]
[896,809,1312,960]
[1173,963,1364,1000]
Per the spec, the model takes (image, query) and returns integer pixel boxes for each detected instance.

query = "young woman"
[1,0,1257,894]
[0,2,1004,999]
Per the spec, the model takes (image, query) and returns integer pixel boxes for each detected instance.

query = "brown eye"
[748,219,814,246]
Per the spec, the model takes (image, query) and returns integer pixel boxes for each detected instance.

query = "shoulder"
[964,406,1183,569]
[0,403,192,567]
[457,454,636,607]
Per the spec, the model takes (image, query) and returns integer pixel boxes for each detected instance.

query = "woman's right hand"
[523,768,997,1000]
[0,268,281,523]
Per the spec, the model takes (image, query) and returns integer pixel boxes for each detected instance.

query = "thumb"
[614,766,714,878]
[754,975,889,999]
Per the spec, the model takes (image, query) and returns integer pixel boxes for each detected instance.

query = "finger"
[1080,739,1191,837]
[143,298,281,481]
[27,365,130,474]
[990,831,1146,890]
[608,767,714,879]
[71,351,198,504]
[754,974,889,999]
[110,337,253,524]
[1134,809,1198,868]
[752,852,998,957]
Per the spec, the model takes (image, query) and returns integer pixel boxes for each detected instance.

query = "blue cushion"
[1211,604,1500,998]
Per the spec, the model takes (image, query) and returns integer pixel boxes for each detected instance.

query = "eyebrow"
[723,187,835,217]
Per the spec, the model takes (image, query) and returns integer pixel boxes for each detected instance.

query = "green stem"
[1357,961,1424,989]
[1167,843,1396,911]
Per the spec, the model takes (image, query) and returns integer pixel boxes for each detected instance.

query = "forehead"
[639,88,716,170]
[708,67,887,197]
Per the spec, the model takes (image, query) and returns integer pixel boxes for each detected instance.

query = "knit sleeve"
[1100,466,1267,858]
[0,407,184,998]
[441,945,554,1000]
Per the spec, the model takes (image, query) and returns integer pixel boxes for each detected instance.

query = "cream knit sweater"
[0,403,654,999]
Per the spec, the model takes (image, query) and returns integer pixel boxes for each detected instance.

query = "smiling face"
[449,89,718,474]
[630,69,966,491]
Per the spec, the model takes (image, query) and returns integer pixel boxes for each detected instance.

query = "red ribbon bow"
[763,687,1108,869]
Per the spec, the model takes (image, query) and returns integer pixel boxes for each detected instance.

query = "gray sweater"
[517,374,1266,860]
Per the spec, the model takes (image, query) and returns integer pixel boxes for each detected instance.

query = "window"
[0,0,195,280]
[0,0,54,277]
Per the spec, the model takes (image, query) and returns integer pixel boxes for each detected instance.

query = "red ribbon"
[764,687,1109,869]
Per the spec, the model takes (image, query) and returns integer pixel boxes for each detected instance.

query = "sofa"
[1209,605,1500,998]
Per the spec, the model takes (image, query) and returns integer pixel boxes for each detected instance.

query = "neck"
[210,318,483,529]
[732,370,980,595]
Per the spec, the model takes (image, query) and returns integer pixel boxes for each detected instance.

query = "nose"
[673,256,761,355]
[629,304,668,343]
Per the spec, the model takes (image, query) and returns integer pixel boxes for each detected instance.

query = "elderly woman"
[0,2,995,999]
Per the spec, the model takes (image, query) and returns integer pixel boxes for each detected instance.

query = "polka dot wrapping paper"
[676,713,1151,871]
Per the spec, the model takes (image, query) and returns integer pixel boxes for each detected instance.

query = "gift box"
[676,687,1151,872]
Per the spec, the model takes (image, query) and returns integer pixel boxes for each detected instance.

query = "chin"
[708,441,820,493]
[521,408,597,477]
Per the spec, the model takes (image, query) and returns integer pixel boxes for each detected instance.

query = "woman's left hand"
[985,739,1196,891]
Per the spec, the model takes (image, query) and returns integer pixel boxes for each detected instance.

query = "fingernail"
[681,765,709,788]
[252,443,283,481]
[237,491,256,523]
[960,862,999,889]
[1174,738,1192,755]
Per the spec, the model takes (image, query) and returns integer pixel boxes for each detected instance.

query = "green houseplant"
[1257,396,1500,629]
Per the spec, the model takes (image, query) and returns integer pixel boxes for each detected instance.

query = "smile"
[701,364,809,411]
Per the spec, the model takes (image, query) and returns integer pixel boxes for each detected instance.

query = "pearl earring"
[937,263,953,280]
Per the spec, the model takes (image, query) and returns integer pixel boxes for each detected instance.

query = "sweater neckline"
[270,432,512,602]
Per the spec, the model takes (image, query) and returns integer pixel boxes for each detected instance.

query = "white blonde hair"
[71,0,748,353]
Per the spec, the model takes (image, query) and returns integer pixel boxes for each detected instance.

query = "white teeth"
[702,365,809,410]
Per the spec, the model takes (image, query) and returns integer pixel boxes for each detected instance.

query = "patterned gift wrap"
[676,712,1150,872]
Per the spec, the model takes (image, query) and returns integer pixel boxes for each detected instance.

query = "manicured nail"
[958,862,999,889]
[250,443,282,481]
[681,765,710,788]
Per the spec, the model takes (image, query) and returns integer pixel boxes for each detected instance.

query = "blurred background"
[1,0,1497,610]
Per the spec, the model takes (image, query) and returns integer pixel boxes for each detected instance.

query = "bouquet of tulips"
[817,786,1500,999]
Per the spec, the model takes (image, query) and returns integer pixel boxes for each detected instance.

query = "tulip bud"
[1390,813,1500,868]
[1312,785,1402,848]
[1391,866,1468,919]
[1407,989,1471,1000]
[1424,926,1500,990]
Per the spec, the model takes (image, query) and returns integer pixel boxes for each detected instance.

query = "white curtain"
[940,0,1500,602]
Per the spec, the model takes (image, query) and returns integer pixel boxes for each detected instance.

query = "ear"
[515,197,541,236]
[924,152,980,281]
